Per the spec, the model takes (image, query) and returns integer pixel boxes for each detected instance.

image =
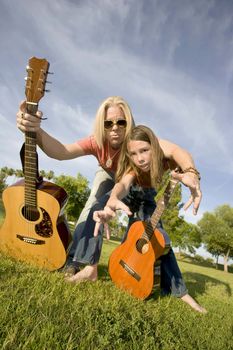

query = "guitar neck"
[143,178,178,240]
[24,103,38,208]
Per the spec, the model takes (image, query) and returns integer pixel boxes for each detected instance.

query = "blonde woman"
[17,99,202,282]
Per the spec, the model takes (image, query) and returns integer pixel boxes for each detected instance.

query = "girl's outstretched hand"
[93,200,132,238]
[171,170,202,215]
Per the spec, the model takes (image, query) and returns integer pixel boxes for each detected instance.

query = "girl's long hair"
[93,96,135,148]
[116,125,165,188]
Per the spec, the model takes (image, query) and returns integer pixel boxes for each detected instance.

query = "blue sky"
[0,0,233,226]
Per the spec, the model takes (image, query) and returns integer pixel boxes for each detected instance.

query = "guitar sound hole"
[136,238,149,254]
[22,205,40,221]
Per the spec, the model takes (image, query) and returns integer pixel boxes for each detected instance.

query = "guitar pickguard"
[35,208,53,238]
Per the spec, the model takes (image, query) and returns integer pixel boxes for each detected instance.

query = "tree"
[54,173,90,222]
[156,171,183,237]
[0,169,7,198]
[108,212,128,239]
[198,205,233,272]
[40,170,55,180]
[0,167,15,198]
[14,169,24,178]
[170,220,201,255]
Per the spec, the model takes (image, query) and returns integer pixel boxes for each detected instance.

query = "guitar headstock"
[25,57,50,104]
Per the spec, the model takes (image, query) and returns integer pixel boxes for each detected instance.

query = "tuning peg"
[47,71,54,75]
[44,89,51,92]
[26,65,33,72]
[45,81,52,84]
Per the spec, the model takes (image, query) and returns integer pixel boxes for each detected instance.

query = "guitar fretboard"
[142,179,178,241]
[24,103,38,209]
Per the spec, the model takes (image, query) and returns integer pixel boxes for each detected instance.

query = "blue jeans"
[67,167,114,266]
[160,247,188,298]
[70,180,188,298]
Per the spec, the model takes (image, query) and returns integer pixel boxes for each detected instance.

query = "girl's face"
[127,140,152,172]
[104,106,127,148]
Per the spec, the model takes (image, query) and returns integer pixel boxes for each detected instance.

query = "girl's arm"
[93,173,135,235]
[107,173,135,210]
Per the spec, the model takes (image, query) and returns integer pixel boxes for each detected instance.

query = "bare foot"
[181,294,207,313]
[66,264,98,283]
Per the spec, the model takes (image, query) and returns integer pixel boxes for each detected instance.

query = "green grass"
[0,238,233,350]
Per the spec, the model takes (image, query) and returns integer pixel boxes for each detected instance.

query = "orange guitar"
[108,178,178,299]
[0,57,71,271]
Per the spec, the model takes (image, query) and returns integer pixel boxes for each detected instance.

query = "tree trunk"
[223,249,230,272]
[215,255,219,269]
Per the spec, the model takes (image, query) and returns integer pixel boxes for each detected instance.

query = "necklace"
[105,142,120,168]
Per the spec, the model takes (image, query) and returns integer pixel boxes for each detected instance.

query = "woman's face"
[104,106,127,148]
[127,140,152,172]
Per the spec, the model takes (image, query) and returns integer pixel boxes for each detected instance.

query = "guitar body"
[0,57,72,271]
[108,220,170,300]
[0,179,71,271]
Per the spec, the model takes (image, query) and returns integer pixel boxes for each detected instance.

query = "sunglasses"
[104,119,127,129]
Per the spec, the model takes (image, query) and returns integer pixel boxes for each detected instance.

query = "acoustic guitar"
[0,57,71,271]
[108,177,178,299]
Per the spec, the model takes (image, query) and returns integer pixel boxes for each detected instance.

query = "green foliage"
[54,172,90,222]
[170,220,201,254]
[198,205,233,272]
[156,173,183,237]
[192,254,206,264]
[108,212,128,239]
[40,170,55,180]
[0,166,24,198]
[205,257,214,265]
[0,168,10,197]
[0,244,233,349]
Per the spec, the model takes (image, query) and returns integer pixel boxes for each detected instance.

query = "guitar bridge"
[119,259,141,281]
[17,234,45,245]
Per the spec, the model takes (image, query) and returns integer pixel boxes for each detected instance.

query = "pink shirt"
[77,135,120,173]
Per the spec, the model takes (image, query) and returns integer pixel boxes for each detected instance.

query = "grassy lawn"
[0,235,233,350]
[0,203,232,349]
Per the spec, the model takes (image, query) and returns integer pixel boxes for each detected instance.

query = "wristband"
[182,167,201,180]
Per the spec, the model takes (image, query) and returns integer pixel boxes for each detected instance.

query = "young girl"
[93,125,206,313]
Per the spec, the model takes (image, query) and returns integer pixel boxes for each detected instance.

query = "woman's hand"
[171,170,202,215]
[16,100,43,133]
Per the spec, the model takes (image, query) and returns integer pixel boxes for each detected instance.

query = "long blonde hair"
[93,96,135,148]
[116,125,165,188]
